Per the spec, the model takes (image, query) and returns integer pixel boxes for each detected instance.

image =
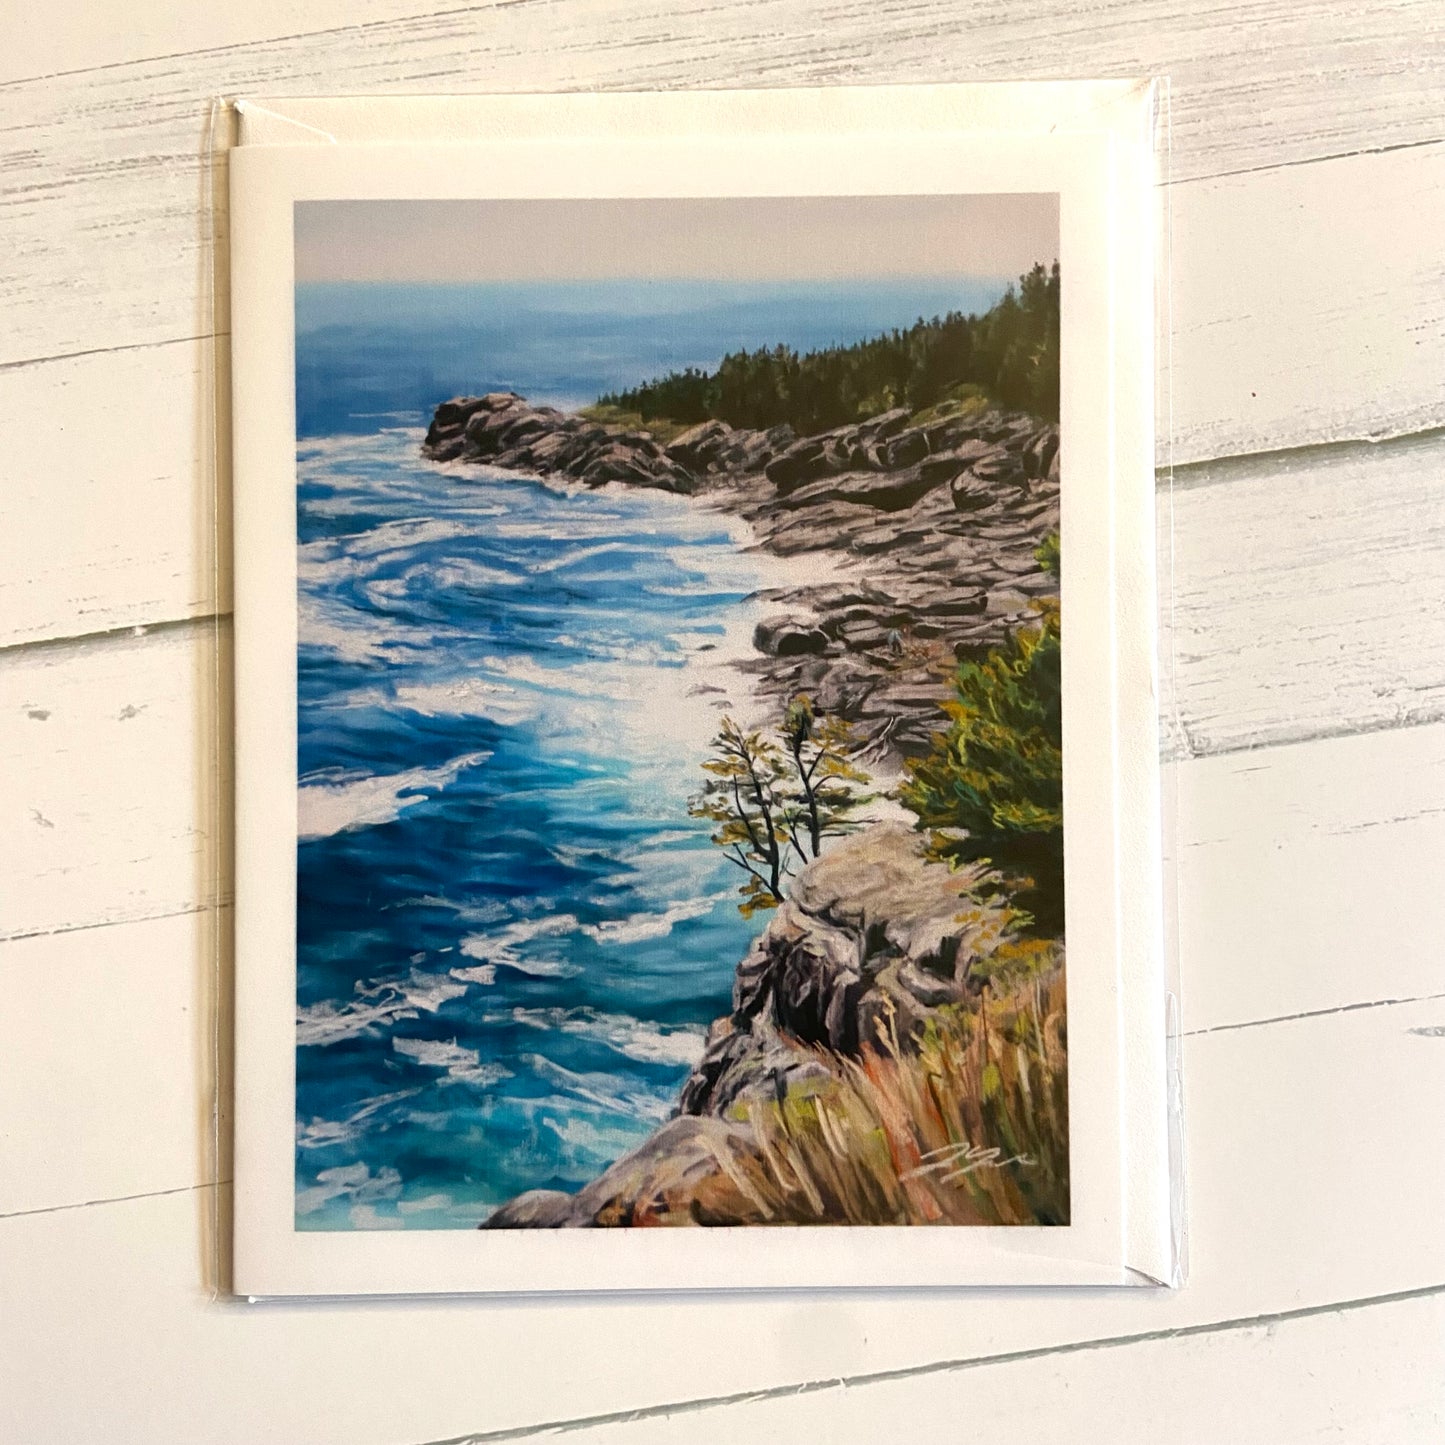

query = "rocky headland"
[483,825,1067,1228]
[422,391,1067,1228]
[424,391,1059,761]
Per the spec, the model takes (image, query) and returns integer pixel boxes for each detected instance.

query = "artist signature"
[901,1142,1036,1184]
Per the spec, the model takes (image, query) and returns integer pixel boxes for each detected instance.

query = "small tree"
[779,695,872,862]
[689,718,794,917]
[692,698,872,917]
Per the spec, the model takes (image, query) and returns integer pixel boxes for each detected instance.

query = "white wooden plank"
[551,1291,1445,1445]
[6,720,1444,1216]
[0,6,1443,375]
[0,908,228,1218]
[0,337,230,646]
[1168,431,1445,754]
[0,622,233,941]
[1169,146,1445,462]
[4,142,1444,649]
[1177,724,1445,1035]
[2,995,1442,1443]
[0,0,451,85]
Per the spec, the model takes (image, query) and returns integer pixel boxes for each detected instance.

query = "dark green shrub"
[899,597,1063,937]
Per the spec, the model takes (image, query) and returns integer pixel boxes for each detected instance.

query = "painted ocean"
[293,277,1009,1229]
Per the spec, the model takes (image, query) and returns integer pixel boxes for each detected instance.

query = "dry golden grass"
[697,959,1069,1227]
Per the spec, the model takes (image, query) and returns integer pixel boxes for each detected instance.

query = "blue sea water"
[293,277,1007,1230]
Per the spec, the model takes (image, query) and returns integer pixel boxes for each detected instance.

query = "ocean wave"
[297,750,490,841]
[296,969,469,1047]
[392,1035,514,1087]
[332,676,535,726]
[349,1204,406,1229]
[526,541,650,575]
[448,963,497,987]
[541,1113,656,1166]
[507,1006,707,1068]
[524,1055,677,1122]
[580,893,726,945]
[459,915,584,978]
[396,1193,454,1216]
[295,1088,419,1150]
[295,1161,401,1218]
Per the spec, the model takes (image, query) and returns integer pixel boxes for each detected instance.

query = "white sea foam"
[477,652,618,700]
[392,1036,513,1087]
[295,1162,402,1217]
[333,676,535,726]
[349,1204,405,1230]
[526,541,649,575]
[296,970,468,1047]
[458,914,584,978]
[297,750,490,841]
[396,1193,453,1215]
[541,1114,652,1165]
[427,557,526,589]
[295,1088,418,1150]
[580,893,725,945]
[524,1055,676,1123]
[507,1006,707,1068]
[448,963,497,987]
[297,593,417,665]
[346,516,475,558]
[392,1036,479,1070]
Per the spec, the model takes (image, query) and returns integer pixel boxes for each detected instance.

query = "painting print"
[292,194,1066,1232]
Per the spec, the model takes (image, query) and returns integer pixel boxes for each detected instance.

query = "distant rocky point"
[424,391,1060,761]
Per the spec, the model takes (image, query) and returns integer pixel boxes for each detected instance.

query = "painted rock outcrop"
[482,824,1023,1228]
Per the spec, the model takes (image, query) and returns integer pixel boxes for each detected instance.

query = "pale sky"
[295,195,1058,285]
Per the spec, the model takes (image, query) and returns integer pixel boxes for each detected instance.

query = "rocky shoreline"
[424,391,1059,761]
[421,390,1066,1228]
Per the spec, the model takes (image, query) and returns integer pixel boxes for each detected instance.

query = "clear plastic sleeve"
[215,81,1183,1297]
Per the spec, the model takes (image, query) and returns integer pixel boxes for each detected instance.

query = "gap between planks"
[410,1282,1445,1445]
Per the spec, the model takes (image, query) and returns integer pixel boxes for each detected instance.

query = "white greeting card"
[228,84,1172,1296]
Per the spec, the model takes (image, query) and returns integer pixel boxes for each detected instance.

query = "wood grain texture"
[1166,431,1445,755]
[3,996,1442,1443]
[0,0,449,84]
[1169,144,1445,461]
[0,337,229,646]
[0,622,232,941]
[0,908,228,1216]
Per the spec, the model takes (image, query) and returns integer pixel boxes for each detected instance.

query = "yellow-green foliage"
[576,404,695,445]
[907,383,993,430]
[703,961,1069,1227]
[691,699,872,918]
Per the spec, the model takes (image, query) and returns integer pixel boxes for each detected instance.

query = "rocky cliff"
[483,824,1067,1229]
[424,392,1059,761]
